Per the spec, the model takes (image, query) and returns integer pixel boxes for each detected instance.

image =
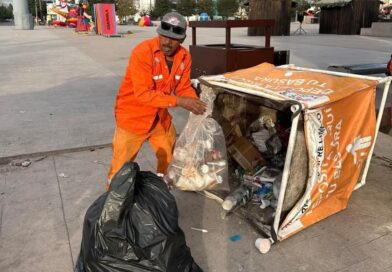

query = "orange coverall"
[107,36,197,184]
[387,59,392,76]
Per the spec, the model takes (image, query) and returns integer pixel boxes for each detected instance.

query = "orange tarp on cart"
[203,63,380,240]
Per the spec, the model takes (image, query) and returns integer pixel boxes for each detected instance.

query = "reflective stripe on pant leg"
[107,126,146,188]
[148,122,176,174]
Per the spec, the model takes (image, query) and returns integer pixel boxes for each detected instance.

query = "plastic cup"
[255,238,272,254]
[222,199,235,211]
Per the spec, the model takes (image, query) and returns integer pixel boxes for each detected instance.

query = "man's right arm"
[174,53,206,115]
[176,96,206,115]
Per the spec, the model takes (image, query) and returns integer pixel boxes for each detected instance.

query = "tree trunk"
[248,0,291,36]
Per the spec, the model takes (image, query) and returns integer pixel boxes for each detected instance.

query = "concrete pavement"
[1,22,391,159]
[1,22,392,271]
[1,133,392,272]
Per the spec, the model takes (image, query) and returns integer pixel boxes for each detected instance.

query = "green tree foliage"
[176,0,196,17]
[28,0,37,17]
[0,4,13,21]
[217,0,239,18]
[196,0,214,17]
[151,0,172,19]
[27,0,51,20]
[296,0,310,13]
[115,0,137,22]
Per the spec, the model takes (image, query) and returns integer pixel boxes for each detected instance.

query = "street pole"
[39,0,43,21]
[35,0,39,24]
[13,0,34,29]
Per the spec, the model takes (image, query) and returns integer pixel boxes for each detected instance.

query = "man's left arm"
[174,55,198,98]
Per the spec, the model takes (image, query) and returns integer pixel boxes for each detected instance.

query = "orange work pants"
[106,122,176,188]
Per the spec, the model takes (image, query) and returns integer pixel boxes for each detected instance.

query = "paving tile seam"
[0,134,182,165]
[340,232,392,249]
[0,175,5,240]
[333,257,371,272]
[52,156,75,269]
[56,154,110,168]
[0,144,112,165]
[360,231,392,246]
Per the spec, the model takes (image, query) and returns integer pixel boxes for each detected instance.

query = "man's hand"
[177,96,207,115]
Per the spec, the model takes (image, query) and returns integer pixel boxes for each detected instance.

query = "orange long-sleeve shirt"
[115,36,197,134]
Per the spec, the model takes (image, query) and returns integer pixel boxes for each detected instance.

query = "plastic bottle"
[221,185,254,211]
[273,177,281,200]
[206,160,226,167]
[254,183,273,203]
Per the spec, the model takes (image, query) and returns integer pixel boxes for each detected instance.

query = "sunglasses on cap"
[161,22,186,35]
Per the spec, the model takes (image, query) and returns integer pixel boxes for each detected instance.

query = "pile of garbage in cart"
[166,86,307,231]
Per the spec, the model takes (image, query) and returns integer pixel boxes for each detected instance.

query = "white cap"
[200,164,209,174]
[216,175,223,184]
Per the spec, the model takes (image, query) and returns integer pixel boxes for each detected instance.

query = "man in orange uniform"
[386,54,392,76]
[107,12,206,187]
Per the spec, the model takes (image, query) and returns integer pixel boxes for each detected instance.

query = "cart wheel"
[255,238,272,254]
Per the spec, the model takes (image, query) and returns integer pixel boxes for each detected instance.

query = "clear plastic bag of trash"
[166,86,229,191]
[75,162,202,272]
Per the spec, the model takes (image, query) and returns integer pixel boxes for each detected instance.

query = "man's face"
[159,35,182,57]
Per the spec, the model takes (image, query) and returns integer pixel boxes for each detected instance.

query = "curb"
[0,143,111,165]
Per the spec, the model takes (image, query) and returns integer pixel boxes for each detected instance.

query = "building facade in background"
[135,0,155,12]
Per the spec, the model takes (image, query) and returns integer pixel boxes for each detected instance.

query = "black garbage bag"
[75,162,202,272]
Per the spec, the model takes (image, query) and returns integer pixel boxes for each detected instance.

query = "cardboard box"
[220,118,243,145]
[228,137,267,170]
